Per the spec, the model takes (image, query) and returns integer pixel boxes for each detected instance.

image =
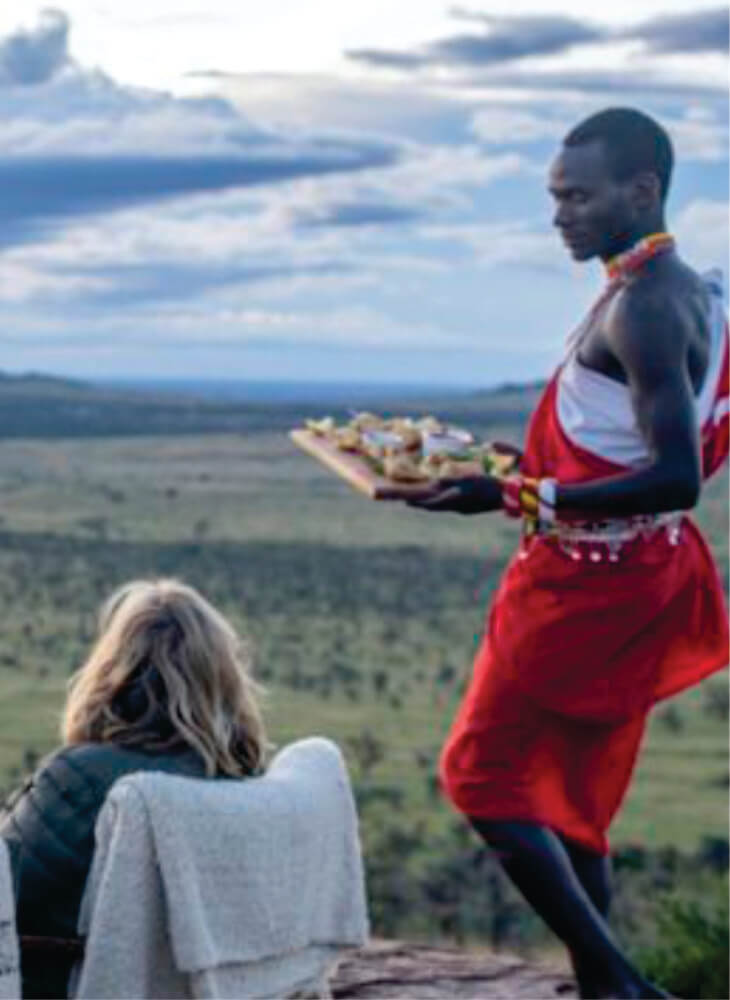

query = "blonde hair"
[63,579,267,777]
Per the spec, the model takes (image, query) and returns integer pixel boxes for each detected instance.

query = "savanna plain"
[0,375,727,994]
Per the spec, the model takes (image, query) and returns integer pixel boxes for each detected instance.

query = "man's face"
[548,140,637,261]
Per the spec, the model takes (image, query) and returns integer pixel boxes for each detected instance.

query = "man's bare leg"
[559,835,613,998]
[469,818,670,999]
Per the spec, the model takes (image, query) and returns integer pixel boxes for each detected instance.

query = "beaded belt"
[520,511,684,562]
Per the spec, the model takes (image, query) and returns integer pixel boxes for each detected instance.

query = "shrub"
[632,878,729,1000]
[656,704,684,732]
[702,681,729,721]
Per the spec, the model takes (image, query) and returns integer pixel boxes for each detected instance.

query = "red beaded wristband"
[501,475,538,519]
[502,475,557,525]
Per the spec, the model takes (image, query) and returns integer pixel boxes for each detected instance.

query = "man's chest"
[573,314,627,384]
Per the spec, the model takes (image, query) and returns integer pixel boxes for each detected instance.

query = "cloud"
[0,13,528,262]
[345,10,727,109]
[429,16,605,66]
[459,67,727,101]
[0,18,401,244]
[349,145,528,205]
[660,107,728,162]
[348,14,605,70]
[0,8,71,86]
[0,148,396,238]
[470,107,569,145]
[2,8,723,382]
[115,303,478,349]
[417,220,564,273]
[197,72,476,150]
[673,199,729,272]
[340,49,427,70]
[448,6,729,57]
[0,259,105,303]
[297,201,422,228]
[628,7,729,55]
[61,260,354,308]
[0,136,527,310]
[0,81,264,156]
[468,103,728,163]
[0,291,480,351]
[0,189,354,306]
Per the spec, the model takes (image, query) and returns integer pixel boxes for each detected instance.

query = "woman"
[0,578,267,999]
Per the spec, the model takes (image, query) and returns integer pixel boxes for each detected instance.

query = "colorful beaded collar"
[604,232,675,283]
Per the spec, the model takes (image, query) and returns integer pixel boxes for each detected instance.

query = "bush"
[702,681,729,721]
[632,878,729,1000]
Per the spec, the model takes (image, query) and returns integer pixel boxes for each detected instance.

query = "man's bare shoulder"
[605,259,709,362]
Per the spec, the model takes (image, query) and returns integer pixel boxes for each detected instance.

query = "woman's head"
[63,579,267,777]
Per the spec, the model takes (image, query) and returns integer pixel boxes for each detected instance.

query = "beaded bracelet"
[502,475,557,526]
[537,477,557,526]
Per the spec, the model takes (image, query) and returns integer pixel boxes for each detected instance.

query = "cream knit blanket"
[72,737,368,999]
[0,839,20,1000]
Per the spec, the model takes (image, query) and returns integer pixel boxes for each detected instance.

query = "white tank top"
[556,269,727,467]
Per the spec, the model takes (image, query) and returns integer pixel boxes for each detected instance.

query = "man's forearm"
[555,463,700,518]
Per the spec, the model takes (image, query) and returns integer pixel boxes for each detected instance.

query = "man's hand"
[406,474,504,514]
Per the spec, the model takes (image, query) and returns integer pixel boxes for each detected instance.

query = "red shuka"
[440,324,729,855]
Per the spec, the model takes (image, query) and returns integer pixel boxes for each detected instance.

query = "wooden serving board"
[290,429,445,500]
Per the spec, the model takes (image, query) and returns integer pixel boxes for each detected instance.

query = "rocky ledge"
[331,939,578,999]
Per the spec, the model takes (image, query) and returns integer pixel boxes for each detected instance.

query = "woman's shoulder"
[42,742,207,787]
[1,743,206,828]
[2,744,136,815]
[0,745,107,844]
[38,742,138,785]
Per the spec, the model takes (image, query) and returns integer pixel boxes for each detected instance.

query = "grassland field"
[0,378,726,952]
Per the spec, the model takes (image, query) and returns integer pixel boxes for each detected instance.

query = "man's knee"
[469,818,571,869]
[468,816,539,860]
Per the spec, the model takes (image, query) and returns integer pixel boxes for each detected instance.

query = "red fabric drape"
[440,348,729,853]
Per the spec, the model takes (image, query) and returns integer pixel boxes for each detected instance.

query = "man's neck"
[600,220,667,263]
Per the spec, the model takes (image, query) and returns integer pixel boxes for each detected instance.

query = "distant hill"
[471,378,547,396]
[0,372,539,439]
[0,371,89,393]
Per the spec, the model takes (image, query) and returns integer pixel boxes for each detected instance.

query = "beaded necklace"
[604,231,675,283]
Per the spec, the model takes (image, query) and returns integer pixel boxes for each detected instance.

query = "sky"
[0,2,727,386]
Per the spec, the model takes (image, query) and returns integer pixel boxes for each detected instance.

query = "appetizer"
[303,412,517,482]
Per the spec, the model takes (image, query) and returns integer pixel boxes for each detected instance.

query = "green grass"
[0,426,726,857]
[0,382,725,957]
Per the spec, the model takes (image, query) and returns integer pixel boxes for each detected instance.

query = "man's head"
[549,107,674,261]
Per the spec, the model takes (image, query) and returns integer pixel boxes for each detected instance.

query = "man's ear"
[630,171,661,213]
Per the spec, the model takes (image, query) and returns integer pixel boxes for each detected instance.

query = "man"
[408,108,729,999]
